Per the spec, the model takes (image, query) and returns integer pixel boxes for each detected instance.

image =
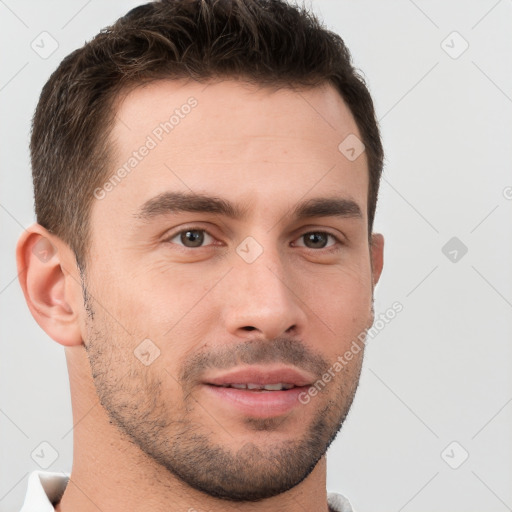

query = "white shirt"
[20,471,354,512]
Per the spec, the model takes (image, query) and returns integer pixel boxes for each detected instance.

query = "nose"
[221,244,307,341]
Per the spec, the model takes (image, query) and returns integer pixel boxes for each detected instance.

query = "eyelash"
[163,226,344,252]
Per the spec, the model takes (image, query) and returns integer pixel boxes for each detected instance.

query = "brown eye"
[296,231,337,249]
[303,232,328,248]
[168,229,215,248]
[181,230,204,247]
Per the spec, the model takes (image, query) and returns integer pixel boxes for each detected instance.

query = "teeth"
[230,383,247,389]
[262,383,284,391]
[224,383,295,391]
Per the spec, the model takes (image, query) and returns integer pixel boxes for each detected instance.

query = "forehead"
[96,79,368,225]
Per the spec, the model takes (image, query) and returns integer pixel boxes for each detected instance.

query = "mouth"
[211,382,297,391]
[201,366,314,418]
[204,365,313,387]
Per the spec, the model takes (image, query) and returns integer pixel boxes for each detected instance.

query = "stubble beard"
[82,287,365,502]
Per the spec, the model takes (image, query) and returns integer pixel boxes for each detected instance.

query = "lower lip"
[203,385,308,418]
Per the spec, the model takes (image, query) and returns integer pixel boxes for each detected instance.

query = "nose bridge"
[223,235,305,339]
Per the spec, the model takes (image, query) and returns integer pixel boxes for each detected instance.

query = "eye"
[167,228,216,248]
[293,231,340,249]
[163,228,342,251]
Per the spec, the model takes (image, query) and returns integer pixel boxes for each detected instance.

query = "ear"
[370,233,384,288]
[16,224,83,347]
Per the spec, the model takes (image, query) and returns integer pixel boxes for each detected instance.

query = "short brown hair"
[31,0,383,269]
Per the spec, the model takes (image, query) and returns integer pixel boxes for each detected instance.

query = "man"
[16,0,384,510]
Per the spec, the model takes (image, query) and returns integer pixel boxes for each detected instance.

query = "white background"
[1,1,511,511]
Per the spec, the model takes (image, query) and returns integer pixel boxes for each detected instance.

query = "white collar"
[20,471,69,511]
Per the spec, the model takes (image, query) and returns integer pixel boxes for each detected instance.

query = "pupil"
[182,230,204,247]
[306,232,326,248]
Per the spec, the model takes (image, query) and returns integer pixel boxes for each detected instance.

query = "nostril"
[243,326,256,331]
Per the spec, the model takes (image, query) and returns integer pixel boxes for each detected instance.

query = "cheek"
[296,262,374,352]
[86,239,374,350]
[101,262,223,350]
[300,258,373,310]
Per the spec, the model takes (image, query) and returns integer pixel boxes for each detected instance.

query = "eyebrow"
[135,191,363,223]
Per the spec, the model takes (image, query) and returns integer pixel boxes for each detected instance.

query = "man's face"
[81,79,381,500]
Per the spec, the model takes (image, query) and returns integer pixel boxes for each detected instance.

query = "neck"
[55,346,331,512]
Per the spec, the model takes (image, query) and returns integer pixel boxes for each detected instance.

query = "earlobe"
[16,224,83,347]
[370,233,384,287]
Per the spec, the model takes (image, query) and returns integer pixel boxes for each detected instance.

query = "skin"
[17,79,384,512]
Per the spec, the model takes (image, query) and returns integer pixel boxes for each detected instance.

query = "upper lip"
[203,365,314,387]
